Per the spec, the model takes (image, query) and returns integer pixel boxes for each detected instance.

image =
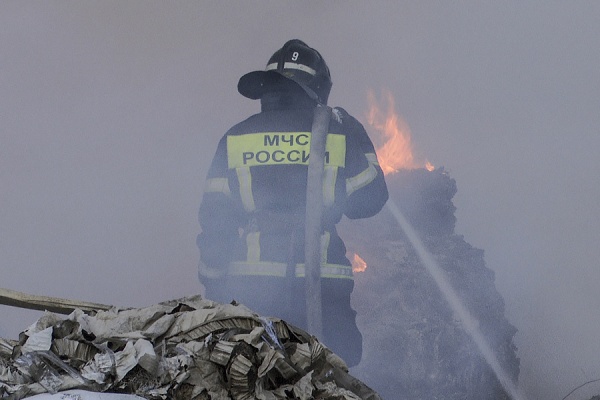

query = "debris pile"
[340,168,520,400]
[1,296,381,400]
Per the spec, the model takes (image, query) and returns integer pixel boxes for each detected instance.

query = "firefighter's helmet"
[238,39,332,105]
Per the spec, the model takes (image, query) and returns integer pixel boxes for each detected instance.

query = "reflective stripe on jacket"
[229,262,354,280]
[197,106,388,279]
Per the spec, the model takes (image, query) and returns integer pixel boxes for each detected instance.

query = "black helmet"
[238,39,332,104]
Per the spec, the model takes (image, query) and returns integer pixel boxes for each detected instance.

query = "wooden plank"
[0,287,112,315]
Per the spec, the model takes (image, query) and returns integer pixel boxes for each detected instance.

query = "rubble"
[0,296,381,400]
[340,168,520,400]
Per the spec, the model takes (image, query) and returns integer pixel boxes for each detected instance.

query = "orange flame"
[366,89,433,174]
[351,253,367,273]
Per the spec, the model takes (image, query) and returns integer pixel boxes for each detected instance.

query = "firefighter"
[197,39,388,367]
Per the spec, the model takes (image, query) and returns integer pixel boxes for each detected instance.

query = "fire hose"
[303,104,331,339]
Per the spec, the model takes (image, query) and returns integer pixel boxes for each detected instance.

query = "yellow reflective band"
[236,167,255,212]
[227,132,346,169]
[365,152,380,166]
[228,261,354,280]
[246,232,260,262]
[295,263,353,279]
[322,166,338,206]
[320,231,330,264]
[229,261,287,277]
[204,177,230,196]
[346,163,377,196]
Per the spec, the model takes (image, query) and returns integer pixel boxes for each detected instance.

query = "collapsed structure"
[0,296,380,400]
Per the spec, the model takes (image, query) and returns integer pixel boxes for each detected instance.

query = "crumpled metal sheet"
[21,328,53,354]
[1,295,381,400]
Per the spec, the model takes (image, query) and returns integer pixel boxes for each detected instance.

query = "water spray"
[386,199,525,400]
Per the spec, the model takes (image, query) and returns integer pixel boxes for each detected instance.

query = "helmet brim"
[238,70,320,103]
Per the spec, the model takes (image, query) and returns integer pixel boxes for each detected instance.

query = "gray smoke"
[2,3,599,399]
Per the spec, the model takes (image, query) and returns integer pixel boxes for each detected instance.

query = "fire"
[351,253,367,273]
[366,89,433,174]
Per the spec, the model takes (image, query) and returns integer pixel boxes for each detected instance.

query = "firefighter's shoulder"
[332,107,364,128]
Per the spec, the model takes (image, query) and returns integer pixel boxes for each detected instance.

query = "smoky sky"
[1,2,599,399]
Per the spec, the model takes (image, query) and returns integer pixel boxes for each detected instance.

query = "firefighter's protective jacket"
[197,105,388,282]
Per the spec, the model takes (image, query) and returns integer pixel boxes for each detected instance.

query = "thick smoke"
[2,3,600,399]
